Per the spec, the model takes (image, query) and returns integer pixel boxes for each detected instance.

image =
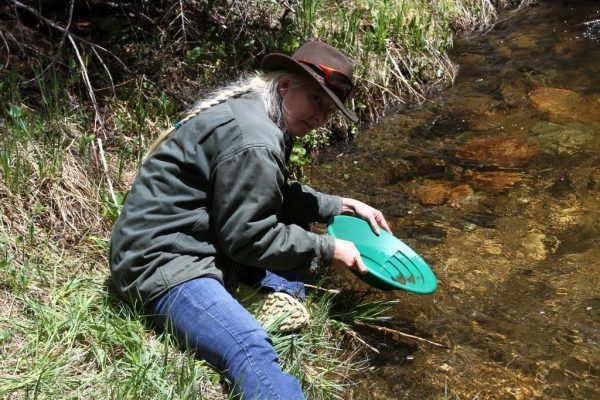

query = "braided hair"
[144,71,302,159]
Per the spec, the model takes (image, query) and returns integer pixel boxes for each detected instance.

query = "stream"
[307,1,600,398]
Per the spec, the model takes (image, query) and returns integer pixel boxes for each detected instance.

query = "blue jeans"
[239,267,306,298]
[149,276,306,400]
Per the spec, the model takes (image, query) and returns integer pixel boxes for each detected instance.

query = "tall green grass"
[291,0,459,108]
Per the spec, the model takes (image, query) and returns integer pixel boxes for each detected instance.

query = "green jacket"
[110,92,341,305]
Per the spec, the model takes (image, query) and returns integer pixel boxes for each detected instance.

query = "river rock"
[530,122,598,155]
[519,229,554,261]
[455,136,538,168]
[524,68,558,86]
[413,179,453,205]
[412,158,448,177]
[510,33,537,49]
[458,53,486,65]
[464,170,523,194]
[528,87,600,124]
[448,184,476,208]
[493,40,513,59]
[500,79,529,103]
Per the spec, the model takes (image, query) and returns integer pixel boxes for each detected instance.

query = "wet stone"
[458,53,486,65]
[510,33,538,49]
[411,157,448,178]
[448,184,477,208]
[455,136,538,169]
[464,170,523,194]
[519,229,552,261]
[462,211,498,229]
[530,121,598,155]
[412,179,453,205]
[548,177,574,198]
[400,222,447,243]
[585,169,600,191]
[493,40,513,59]
[411,111,470,139]
[524,68,558,86]
[500,79,530,103]
[529,87,600,124]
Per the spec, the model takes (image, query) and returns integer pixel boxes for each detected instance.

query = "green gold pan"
[327,215,437,294]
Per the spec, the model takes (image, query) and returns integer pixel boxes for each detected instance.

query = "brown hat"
[261,41,358,123]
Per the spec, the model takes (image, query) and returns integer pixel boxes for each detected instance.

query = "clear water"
[307,1,600,398]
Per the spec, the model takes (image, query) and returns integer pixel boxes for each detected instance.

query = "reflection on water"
[308,1,600,398]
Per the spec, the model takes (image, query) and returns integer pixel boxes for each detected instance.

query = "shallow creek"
[307,1,600,398]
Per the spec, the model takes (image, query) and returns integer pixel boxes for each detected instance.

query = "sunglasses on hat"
[298,60,356,101]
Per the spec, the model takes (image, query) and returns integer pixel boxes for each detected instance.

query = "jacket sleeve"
[278,181,342,227]
[210,145,335,270]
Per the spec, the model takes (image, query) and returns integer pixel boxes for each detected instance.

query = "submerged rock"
[411,180,481,207]
[524,68,558,86]
[464,170,523,194]
[448,184,477,208]
[455,136,538,168]
[530,121,599,155]
[500,79,530,103]
[510,33,538,49]
[529,87,600,124]
[413,179,453,205]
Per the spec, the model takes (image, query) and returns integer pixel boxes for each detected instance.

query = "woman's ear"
[278,78,290,96]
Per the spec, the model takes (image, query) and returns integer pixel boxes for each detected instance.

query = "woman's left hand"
[341,198,391,235]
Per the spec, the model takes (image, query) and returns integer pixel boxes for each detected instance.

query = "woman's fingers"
[367,215,380,235]
[367,211,391,235]
[375,212,391,233]
[354,253,368,274]
[342,198,391,235]
[334,239,368,274]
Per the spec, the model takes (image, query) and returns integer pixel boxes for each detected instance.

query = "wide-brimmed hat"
[261,41,358,123]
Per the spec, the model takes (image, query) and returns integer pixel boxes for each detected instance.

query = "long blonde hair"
[144,71,295,160]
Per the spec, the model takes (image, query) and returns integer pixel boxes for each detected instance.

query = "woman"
[110,41,390,399]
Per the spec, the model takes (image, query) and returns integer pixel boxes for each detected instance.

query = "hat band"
[297,60,356,102]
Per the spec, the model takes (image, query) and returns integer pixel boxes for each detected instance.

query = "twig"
[0,30,9,67]
[359,76,404,104]
[179,0,187,42]
[96,138,119,208]
[343,326,380,354]
[91,47,116,97]
[386,48,423,101]
[68,35,103,131]
[56,0,75,52]
[303,284,341,294]
[354,321,449,349]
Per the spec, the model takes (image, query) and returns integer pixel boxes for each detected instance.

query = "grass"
[0,235,383,398]
[0,0,538,398]
[0,257,227,399]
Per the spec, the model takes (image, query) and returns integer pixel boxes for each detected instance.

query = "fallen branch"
[97,138,119,208]
[0,30,9,67]
[56,0,75,52]
[354,321,449,349]
[68,35,102,130]
[303,284,341,294]
[342,325,380,354]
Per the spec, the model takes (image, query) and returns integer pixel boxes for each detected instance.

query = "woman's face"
[279,77,335,137]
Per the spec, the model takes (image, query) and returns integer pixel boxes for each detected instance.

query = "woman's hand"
[333,238,368,274]
[341,198,391,235]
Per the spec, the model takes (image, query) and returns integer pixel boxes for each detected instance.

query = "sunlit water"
[307,1,600,398]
